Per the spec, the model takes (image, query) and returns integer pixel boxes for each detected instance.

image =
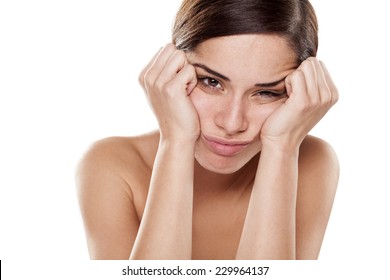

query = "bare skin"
[76,34,339,260]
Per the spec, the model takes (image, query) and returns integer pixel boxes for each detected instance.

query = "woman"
[76,0,339,260]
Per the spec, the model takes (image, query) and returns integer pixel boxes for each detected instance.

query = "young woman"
[76,0,339,260]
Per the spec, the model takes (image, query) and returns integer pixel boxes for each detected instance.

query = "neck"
[193,154,259,196]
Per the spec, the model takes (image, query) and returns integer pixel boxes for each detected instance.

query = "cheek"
[189,89,215,120]
[248,101,284,129]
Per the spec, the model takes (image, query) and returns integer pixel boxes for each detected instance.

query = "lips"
[202,134,250,156]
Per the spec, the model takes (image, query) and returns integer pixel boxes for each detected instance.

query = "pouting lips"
[202,134,250,156]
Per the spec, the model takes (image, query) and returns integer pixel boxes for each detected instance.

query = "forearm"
[236,144,299,260]
[130,139,195,260]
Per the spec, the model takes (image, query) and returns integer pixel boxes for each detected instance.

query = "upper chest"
[191,187,251,259]
[132,176,251,260]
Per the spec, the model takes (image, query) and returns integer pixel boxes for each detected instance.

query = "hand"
[139,44,200,142]
[260,57,338,150]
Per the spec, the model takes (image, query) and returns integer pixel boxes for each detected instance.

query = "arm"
[236,58,339,259]
[131,44,199,259]
[130,139,195,259]
[236,143,299,259]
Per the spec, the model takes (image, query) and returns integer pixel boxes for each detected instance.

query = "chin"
[195,156,241,174]
[194,148,259,175]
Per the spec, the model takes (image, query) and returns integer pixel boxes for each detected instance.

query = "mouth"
[202,134,251,156]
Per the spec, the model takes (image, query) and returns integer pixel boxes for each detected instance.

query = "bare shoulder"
[298,135,340,184]
[76,130,161,202]
[76,131,160,187]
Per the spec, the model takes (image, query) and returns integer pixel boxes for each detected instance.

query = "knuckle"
[181,63,195,75]
[162,82,178,97]
[138,70,146,86]
[324,87,339,106]
[174,48,184,56]
[319,86,332,103]
[332,88,340,104]
[296,99,311,113]
[299,59,311,70]
[166,42,177,51]
[173,49,187,64]
[143,69,155,88]
[300,57,318,72]
[154,77,165,92]
[290,69,302,81]
[306,56,318,62]
[161,43,176,57]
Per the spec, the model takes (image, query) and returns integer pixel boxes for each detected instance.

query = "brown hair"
[172,0,318,63]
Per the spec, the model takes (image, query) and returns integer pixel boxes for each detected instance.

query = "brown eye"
[198,77,222,89]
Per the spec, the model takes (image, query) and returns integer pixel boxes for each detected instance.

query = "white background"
[1,0,389,279]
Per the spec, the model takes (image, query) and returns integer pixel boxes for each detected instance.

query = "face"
[187,34,298,174]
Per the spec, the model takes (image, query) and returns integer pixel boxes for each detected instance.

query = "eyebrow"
[192,63,230,81]
[255,77,286,87]
[192,63,286,88]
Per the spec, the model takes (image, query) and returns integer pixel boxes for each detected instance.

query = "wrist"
[159,129,199,144]
[260,137,301,156]
[159,133,198,151]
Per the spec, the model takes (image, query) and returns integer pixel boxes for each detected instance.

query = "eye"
[252,90,287,104]
[255,90,287,99]
[198,76,222,89]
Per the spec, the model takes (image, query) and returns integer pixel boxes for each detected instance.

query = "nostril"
[217,104,248,134]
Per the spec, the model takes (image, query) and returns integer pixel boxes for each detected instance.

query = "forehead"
[188,34,297,83]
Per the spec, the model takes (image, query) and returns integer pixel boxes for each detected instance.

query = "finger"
[319,61,339,105]
[285,69,309,104]
[309,58,333,104]
[140,43,177,88]
[138,47,162,86]
[184,65,198,95]
[298,57,321,104]
[165,64,198,97]
[156,49,188,87]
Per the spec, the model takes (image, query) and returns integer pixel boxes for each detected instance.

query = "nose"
[215,97,249,135]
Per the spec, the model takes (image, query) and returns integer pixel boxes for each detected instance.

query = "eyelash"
[254,90,287,98]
